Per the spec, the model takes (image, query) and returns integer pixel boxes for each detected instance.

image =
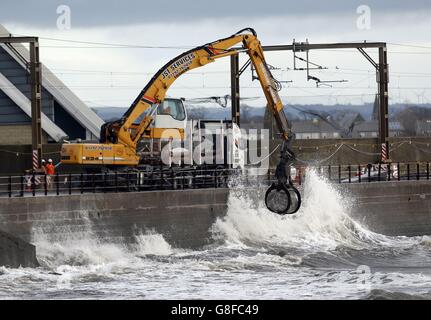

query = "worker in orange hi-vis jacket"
[45,159,55,189]
[46,159,55,175]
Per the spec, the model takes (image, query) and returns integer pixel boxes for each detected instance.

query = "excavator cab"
[153,98,187,131]
[140,98,187,141]
[137,98,187,160]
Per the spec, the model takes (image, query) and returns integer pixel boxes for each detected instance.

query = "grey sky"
[1,1,431,108]
[1,0,430,27]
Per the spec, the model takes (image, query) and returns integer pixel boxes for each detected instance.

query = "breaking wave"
[212,169,431,268]
[32,219,172,269]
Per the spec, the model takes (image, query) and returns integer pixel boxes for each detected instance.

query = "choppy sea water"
[1,171,431,300]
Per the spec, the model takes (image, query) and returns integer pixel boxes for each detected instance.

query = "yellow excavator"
[61,28,301,214]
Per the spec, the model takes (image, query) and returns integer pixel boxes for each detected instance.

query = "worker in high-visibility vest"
[45,159,55,189]
[46,159,55,175]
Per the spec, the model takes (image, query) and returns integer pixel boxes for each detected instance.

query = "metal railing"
[0,168,268,198]
[0,162,430,198]
[295,162,431,185]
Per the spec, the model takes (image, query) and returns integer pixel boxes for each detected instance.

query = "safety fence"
[0,168,265,198]
[0,162,430,198]
[296,162,431,185]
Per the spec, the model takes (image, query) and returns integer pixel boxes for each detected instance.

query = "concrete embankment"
[0,189,229,250]
[338,180,431,237]
[0,229,38,268]
[1,180,431,267]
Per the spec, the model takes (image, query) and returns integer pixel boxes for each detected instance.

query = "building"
[416,119,431,136]
[0,24,104,145]
[292,119,341,139]
[335,112,364,134]
[353,120,379,138]
[353,120,406,138]
[389,121,406,137]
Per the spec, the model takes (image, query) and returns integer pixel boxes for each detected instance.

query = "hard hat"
[41,159,46,163]
[48,159,53,163]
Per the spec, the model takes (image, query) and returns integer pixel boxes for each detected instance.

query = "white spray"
[212,169,396,251]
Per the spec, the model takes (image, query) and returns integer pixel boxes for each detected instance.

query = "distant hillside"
[92,103,431,122]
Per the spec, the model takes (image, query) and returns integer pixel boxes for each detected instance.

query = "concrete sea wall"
[0,229,38,268]
[0,189,229,249]
[339,180,431,237]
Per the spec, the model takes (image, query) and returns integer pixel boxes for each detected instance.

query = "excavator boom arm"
[103,28,292,151]
[67,28,300,215]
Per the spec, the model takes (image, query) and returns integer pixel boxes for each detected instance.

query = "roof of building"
[0,24,104,140]
[0,72,66,141]
[336,112,364,129]
[353,120,405,133]
[292,119,340,133]
[353,120,378,132]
